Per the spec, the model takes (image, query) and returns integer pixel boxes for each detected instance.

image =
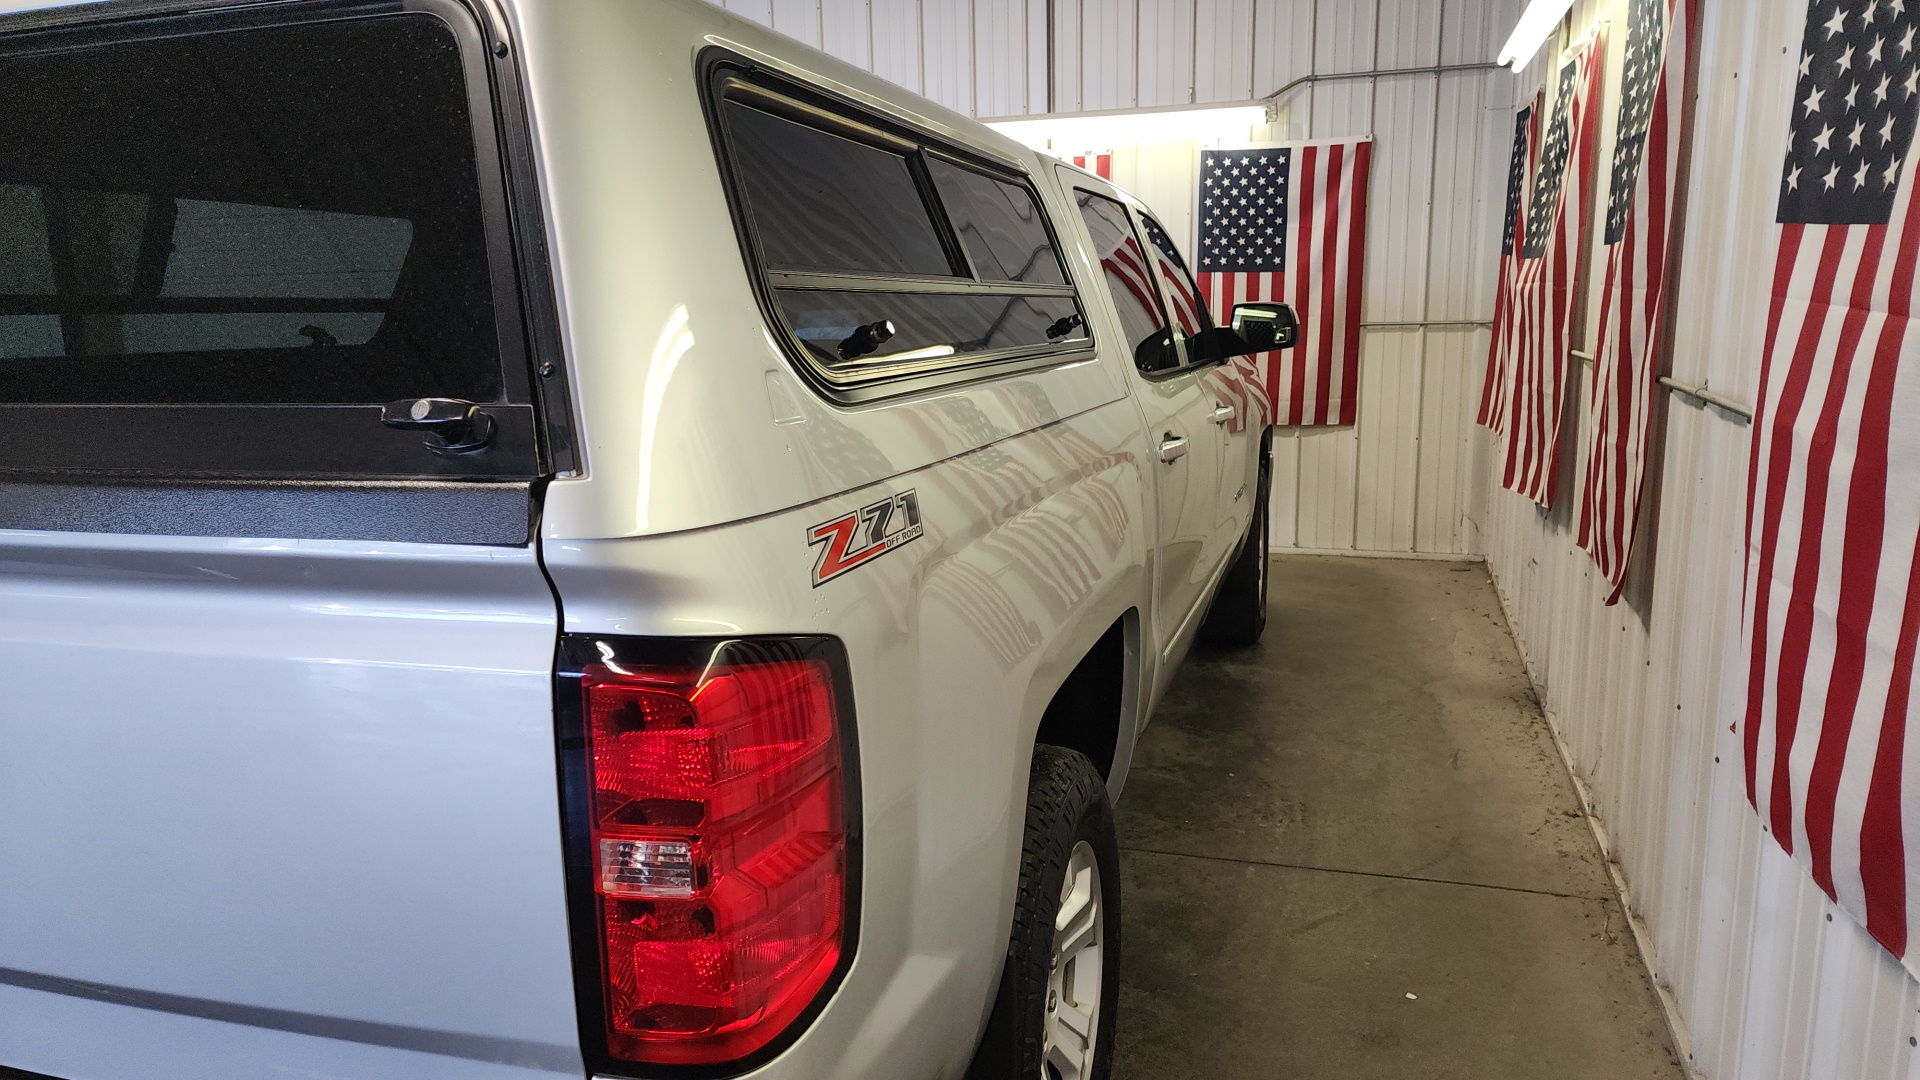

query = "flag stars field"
[1781,0,1920,219]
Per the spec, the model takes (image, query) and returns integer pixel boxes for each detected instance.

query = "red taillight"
[578,651,847,1066]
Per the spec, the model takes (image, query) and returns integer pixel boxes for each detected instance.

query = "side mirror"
[1188,302,1300,363]
[1133,328,1181,374]
[1229,302,1299,352]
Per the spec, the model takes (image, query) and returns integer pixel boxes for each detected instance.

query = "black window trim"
[1130,207,1222,375]
[0,0,577,543]
[700,49,1097,405]
[1070,183,1194,382]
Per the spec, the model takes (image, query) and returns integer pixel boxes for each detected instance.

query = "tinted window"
[1138,214,1211,340]
[1075,191,1176,373]
[724,102,953,276]
[0,15,503,405]
[716,83,1091,390]
[927,158,1066,285]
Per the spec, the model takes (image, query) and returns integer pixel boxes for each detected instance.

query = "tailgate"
[0,532,579,1080]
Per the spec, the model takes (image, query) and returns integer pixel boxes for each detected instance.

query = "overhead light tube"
[1497,0,1578,72]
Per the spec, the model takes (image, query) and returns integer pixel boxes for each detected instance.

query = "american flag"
[1576,0,1697,604]
[1742,0,1920,975]
[1501,35,1605,506]
[1477,98,1541,436]
[1197,140,1372,427]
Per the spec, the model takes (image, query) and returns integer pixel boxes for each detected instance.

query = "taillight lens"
[563,638,851,1069]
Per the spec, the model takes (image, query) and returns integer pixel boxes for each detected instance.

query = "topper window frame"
[702,53,1095,404]
[0,0,554,489]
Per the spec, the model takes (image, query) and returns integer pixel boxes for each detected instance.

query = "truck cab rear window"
[925,157,1067,285]
[714,77,1088,395]
[0,14,502,405]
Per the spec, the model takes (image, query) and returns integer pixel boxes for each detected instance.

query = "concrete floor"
[1112,556,1684,1080]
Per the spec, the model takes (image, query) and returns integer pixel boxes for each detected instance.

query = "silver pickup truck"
[0,2,1295,1078]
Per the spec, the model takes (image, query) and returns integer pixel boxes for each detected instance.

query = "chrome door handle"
[1158,433,1189,463]
[1210,403,1236,425]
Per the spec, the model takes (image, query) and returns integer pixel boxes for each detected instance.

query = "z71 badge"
[807,489,924,587]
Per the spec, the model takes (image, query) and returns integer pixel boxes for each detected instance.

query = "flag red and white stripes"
[1576,0,1696,604]
[1197,139,1372,427]
[1501,34,1605,506]
[1478,95,1542,437]
[1069,153,1112,179]
[1100,233,1160,322]
[1741,0,1920,977]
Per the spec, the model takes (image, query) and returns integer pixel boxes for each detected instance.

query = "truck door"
[1068,188,1224,659]
[1135,212,1258,557]
[0,11,580,1080]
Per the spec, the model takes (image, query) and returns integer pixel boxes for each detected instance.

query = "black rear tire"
[1197,442,1271,647]
[966,746,1121,1080]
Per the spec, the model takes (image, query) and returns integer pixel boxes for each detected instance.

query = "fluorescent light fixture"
[988,105,1269,154]
[1497,0,1578,71]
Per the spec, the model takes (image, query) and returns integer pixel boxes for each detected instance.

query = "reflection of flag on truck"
[1137,214,1207,337]
[1196,139,1371,427]
[1740,0,1920,982]
[1478,97,1540,437]
[1097,230,1159,324]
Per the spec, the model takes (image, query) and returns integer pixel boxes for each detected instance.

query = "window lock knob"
[381,398,495,454]
[838,319,896,360]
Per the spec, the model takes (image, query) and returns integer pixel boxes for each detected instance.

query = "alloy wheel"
[1043,840,1104,1080]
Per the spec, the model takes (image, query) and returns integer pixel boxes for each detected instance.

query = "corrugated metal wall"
[711,1,1920,1075]
[1471,1,1920,1078]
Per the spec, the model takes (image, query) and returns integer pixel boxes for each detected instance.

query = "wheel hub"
[1042,840,1103,1080]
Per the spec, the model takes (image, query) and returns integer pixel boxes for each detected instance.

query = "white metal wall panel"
[1136,0,1195,107]
[974,0,1029,117]
[1354,329,1422,552]
[1080,0,1139,110]
[868,0,923,95]
[1271,422,1302,547]
[1027,0,1051,113]
[770,0,821,47]
[1251,0,1316,101]
[820,0,869,69]
[1365,77,1437,322]
[1312,0,1374,76]
[1052,0,1085,111]
[921,2,975,114]
[1195,0,1257,103]
[1440,0,1522,67]
[1309,79,1372,140]
[1413,327,1484,553]
[720,0,773,27]
[1376,0,1442,68]
[1293,427,1360,550]
[1426,70,1505,322]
